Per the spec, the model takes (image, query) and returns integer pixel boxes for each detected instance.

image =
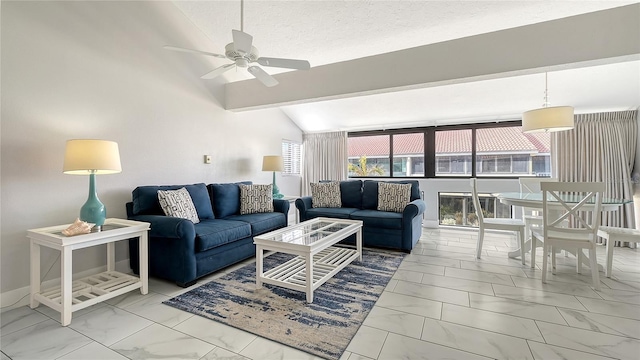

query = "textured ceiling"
[172,1,640,132]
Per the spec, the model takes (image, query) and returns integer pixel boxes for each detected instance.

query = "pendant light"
[522,73,574,133]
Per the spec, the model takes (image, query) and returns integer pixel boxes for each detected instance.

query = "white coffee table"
[253,217,363,303]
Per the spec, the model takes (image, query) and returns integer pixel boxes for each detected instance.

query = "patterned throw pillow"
[310,182,342,208]
[377,182,412,213]
[157,187,200,224]
[239,184,273,215]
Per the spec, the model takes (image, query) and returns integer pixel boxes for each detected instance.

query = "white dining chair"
[519,177,558,269]
[532,182,604,290]
[470,178,526,264]
[597,226,640,278]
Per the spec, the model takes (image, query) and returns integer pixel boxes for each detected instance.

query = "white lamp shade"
[63,139,122,175]
[262,155,284,172]
[522,106,575,133]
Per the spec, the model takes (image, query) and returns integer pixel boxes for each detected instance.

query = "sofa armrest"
[403,199,426,219]
[401,199,426,252]
[127,214,197,286]
[128,214,195,240]
[295,197,313,221]
[273,199,290,215]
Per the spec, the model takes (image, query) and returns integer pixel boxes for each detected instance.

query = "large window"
[347,122,551,178]
[436,129,471,176]
[393,133,424,177]
[282,140,302,176]
[348,135,390,177]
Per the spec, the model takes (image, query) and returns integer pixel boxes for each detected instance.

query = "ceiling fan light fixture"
[164,0,310,87]
[522,72,574,133]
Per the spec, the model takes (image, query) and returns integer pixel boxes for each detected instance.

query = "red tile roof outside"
[348,127,550,157]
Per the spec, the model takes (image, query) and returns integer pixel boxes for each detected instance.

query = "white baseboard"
[1,259,131,312]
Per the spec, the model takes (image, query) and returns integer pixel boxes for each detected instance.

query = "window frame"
[347,120,549,179]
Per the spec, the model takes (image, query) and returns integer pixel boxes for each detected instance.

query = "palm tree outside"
[348,156,386,176]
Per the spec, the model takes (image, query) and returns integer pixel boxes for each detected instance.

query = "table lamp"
[262,155,284,199]
[63,139,122,230]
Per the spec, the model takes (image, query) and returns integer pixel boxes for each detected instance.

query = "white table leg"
[30,241,40,309]
[305,252,313,303]
[106,242,115,272]
[256,245,263,289]
[61,247,73,326]
[356,229,363,261]
[139,231,148,294]
[605,234,614,278]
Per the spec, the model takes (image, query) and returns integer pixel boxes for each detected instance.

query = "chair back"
[519,177,558,193]
[519,177,558,217]
[470,178,484,226]
[541,182,605,241]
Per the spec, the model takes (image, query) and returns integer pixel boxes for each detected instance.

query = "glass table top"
[497,192,632,205]
[260,220,355,246]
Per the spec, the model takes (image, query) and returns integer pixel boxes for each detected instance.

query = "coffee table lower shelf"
[260,246,359,301]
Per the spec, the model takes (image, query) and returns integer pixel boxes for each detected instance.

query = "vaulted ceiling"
[172,1,640,133]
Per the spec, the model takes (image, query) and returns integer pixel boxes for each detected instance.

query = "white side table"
[27,218,150,326]
[282,196,299,224]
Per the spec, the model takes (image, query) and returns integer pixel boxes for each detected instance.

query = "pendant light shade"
[522,73,574,133]
[522,106,574,133]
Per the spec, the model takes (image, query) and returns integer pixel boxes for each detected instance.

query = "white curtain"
[301,131,348,196]
[551,110,638,239]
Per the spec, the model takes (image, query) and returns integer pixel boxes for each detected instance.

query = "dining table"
[495,191,632,266]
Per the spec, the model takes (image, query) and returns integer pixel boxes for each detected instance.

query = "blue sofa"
[295,180,426,252]
[126,182,289,287]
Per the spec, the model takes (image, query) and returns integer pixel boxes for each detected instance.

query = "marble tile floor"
[2,228,640,360]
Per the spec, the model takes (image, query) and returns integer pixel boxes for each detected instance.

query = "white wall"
[0,1,302,297]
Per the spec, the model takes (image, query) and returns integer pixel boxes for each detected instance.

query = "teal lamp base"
[80,173,106,230]
[271,171,284,199]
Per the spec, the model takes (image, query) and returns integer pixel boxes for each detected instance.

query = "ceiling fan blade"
[247,66,279,87]
[163,45,227,59]
[232,30,253,54]
[256,57,311,70]
[201,63,235,79]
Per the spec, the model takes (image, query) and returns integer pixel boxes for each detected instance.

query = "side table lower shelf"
[34,271,142,314]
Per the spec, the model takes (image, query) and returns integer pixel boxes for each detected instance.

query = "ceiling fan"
[164,0,310,87]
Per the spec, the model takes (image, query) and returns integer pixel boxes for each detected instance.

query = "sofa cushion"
[377,182,411,213]
[311,182,342,208]
[349,209,403,230]
[226,212,286,235]
[362,180,420,210]
[194,219,252,252]
[157,187,200,223]
[239,184,274,214]
[306,207,359,219]
[340,180,363,209]
[209,181,252,218]
[132,183,214,219]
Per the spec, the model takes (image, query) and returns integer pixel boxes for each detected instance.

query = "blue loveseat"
[126,182,289,287]
[295,180,425,252]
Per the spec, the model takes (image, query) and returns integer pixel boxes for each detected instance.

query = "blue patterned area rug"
[163,248,404,360]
